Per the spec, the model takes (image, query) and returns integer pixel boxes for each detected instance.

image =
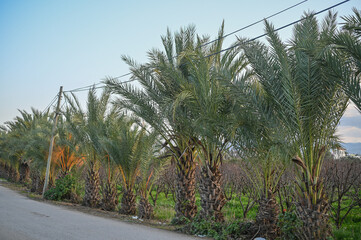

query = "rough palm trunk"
[10,167,20,182]
[199,164,226,222]
[102,178,118,211]
[83,162,101,208]
[138,195,153,219]
[295,177,330,240]
[0,163,5,178]
[293,157,331,240]
[19,163,30,184]
[5,165,11,180]
[120,189,136,215]
[254,190,280,240]
[295,202,330,240]
[30,170,44,194]
[174,152,197,221]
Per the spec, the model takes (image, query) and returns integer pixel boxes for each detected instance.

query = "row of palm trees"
[0,8,360,239]
[106,9,360,239]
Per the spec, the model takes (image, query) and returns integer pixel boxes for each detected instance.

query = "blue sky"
[0,0,360,146]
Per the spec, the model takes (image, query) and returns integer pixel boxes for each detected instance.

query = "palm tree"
[25,110,54,193]
[1,110,37,183]
[63,88,112,208]
[2,109,54,191]
[53,122,84,177]
[328,8,361,112]
[101,115,157,215]
[136,133,163,219]
[172,23,250,222]
[231,73,296,239]
[106,26,200,221]
[239,12,348,239]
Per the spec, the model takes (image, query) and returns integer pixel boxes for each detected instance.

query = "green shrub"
[44,173,76,201]
[277,210,302,240]
[182,215,251,240]
[333,223,361,240]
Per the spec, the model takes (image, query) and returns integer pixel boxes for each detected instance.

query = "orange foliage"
[53,135,84,174]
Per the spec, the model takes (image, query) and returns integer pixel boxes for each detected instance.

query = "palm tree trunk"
[295,202,330,240]
[10,166,20,182]
[102,178,118,211]
[83,161,101,208]
[120,189,136,215]
[0,162,5,178]
[138,195,153,219]
[19,162,30,184]
[30,169,44,194]
[295,175,330,240]
[174,152,197,221]
[199,164,226,222]
[254,190,280,240]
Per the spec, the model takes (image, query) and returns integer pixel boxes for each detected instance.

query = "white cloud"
[343,102,361,118]
[337,126,361,143]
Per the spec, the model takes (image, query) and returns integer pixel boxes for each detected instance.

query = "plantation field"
[146,191,361,239]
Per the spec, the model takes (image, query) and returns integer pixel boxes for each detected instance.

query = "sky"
[0,0,360,148]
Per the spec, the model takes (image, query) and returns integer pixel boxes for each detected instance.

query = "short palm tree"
[63,88,112,208]
[106,26,200,220]
[101,115,157,215]
[53,122,84,177]
[240,12,348,239]
[136,135,162,219]
[1,109,42,183]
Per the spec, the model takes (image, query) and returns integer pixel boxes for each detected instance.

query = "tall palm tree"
[172,23,250,222]
[240,12,348,239]
[63,88,111,208]
[106,26,200,221]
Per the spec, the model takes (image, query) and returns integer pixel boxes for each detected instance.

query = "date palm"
[2,109,53,190]
[240,12,348,239]
[101,115,157,215]
[136,135,163,219]
[106,26,200,220]
[173,22,250,221]
[63,88,112,208]
[54,122,84,177]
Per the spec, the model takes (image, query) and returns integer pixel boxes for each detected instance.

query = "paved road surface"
[0,185,199,240]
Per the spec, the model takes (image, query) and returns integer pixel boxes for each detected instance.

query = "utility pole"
[42,86,63,198]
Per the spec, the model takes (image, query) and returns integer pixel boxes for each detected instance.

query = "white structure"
[332,147,347,159]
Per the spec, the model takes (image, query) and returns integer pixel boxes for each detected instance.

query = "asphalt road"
[0,185,200,240]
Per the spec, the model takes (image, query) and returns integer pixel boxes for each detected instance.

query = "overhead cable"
[64,0,350,93]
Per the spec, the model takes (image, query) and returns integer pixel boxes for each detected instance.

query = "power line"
[63,1,309,93]
[63,82,103,93]
[205,0,351,58]
[199,0,308,48]
[64,0,350,94]
[42,94,58,114]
